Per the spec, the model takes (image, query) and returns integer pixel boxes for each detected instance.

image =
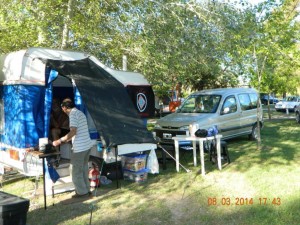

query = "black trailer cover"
[45,58,155,147]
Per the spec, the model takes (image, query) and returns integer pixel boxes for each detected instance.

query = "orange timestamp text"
[207,197,281,206]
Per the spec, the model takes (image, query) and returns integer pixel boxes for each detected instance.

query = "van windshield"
[178,94,221,113]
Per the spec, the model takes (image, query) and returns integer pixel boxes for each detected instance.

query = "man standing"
[53,98,94,198]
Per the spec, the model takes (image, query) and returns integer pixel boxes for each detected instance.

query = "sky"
[247,0,265,5]
[226,0,266,6]
[199,0,267,7]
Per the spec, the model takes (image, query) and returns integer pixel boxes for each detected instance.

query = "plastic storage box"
[123,169,148,183]
[121,154,147,172]
[0,191,30,225]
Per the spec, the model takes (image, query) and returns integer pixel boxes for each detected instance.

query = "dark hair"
[61,100,75,109]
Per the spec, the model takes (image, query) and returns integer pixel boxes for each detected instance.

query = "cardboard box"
[122,154,147,172]
[123,169,148,183]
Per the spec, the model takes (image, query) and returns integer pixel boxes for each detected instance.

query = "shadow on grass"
[221,119,300,173]
[24,119,299,225]
[201,196,300,225]
[26,176,299,225]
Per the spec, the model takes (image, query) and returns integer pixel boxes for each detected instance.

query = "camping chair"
[180,145,195,164]
[209,140,230,165]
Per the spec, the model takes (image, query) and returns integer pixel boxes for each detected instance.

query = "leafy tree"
[248,0,300,96]
[232,0,300,149]
[124,1,253,95]
[0,0,299,101]
[0,0,136,64]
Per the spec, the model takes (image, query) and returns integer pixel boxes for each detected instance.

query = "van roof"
[192,87,258,96]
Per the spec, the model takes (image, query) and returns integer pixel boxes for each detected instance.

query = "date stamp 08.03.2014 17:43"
[207,197,281,206]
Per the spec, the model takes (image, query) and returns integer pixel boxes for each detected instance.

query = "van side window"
[221,96,237,114]
[249,94,258,109]
[238,94,252,111]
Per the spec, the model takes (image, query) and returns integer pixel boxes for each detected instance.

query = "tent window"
[0,99,4,134]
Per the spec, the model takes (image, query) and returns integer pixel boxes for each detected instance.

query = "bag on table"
[195,129,208,137]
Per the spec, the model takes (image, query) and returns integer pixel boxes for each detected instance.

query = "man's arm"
[53,127,77,146]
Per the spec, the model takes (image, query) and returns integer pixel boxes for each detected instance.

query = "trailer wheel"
[88,156,104,172]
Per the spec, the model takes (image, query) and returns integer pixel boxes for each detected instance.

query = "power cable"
[158,144,191,173]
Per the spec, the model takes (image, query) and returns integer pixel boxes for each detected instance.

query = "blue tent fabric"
[45,157,60,183]
[0,69,58,149]
[2,85,45,148]
[43,69,58,137]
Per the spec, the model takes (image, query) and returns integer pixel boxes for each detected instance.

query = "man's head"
[61,98,75,113]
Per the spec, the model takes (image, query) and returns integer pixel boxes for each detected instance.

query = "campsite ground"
[1,106,299,225]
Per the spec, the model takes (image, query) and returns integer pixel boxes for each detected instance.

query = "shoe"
[71,193,89,198]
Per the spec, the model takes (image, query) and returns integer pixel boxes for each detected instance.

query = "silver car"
[275,96,300,112]
[153,88,263,147]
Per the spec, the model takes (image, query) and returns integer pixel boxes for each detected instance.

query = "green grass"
[1,118,299,225]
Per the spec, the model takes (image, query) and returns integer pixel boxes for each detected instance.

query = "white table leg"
[174,140,180,172]
[199,140,205,175]
[193,140,197,166]
[217,137,222,170]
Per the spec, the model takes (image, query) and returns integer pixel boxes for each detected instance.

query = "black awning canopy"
[46,58,155,147]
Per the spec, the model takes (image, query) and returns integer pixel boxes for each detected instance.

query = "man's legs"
[70,150,91,195]
[83,149,92,191]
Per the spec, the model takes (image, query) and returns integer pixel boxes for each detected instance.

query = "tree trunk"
[61,0,74,49]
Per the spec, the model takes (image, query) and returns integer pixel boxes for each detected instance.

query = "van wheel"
[249,123,259,140]
[88,156,104,171]
[296,113,300,124]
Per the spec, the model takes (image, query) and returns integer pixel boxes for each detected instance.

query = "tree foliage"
[245,0,300,97]
[0,0,299,97]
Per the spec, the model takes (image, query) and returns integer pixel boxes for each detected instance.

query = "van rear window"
[249,93,259,109]
[238,93,258,110]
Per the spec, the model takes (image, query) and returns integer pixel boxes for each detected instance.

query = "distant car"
[295,105,300,123]
[260,94,279,105]
[275,96,300,112]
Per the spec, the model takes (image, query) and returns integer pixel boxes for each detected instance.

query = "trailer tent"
[0,48,156,174]
[108,70,155,118]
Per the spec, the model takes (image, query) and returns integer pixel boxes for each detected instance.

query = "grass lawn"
[1,115,299,225]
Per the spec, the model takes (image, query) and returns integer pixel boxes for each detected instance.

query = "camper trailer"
[0,48,156,193]
[108,70,155,118]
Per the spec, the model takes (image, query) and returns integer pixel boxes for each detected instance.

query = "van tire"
[249,123,259,141]
[296,112,300,124]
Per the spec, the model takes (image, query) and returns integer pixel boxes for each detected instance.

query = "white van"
[153,88,263,148]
